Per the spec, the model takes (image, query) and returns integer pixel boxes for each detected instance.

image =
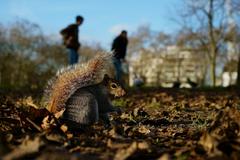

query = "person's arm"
[111,38,117,51]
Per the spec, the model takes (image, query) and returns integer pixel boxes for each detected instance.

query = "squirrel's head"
[102,74,126,97]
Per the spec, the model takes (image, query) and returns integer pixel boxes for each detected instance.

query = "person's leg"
[73,49,79,64]
[68,48,79,65]
[67,48,74,65]
[113,58,122,81]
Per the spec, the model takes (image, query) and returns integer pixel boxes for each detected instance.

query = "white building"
[129,46,204,87]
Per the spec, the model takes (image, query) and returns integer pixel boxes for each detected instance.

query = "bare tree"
[127,24,152,58]
[178,0,226,86]
[0,19,109,91]
[0,20,66,90]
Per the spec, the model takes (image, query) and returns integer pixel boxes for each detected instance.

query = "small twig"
[26,117,42,132]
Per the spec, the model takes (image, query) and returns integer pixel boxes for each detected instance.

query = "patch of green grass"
[174,152,190,160]
[146,101,161,109]
[191,117,208,131]
[112,98,128,108]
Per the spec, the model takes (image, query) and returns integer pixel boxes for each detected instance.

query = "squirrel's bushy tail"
[43,52,115,113]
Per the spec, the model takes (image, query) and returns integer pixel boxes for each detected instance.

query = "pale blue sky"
[0,0,181,49]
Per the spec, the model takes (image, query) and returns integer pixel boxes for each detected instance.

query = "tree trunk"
[208,0,217,87]
[237,55,240,86]
[210,56,216,86]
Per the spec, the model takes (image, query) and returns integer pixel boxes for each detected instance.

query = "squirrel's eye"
[111,83,117,89]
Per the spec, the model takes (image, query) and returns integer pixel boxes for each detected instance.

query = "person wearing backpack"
[60,15,84,65]
[111,30,128,83]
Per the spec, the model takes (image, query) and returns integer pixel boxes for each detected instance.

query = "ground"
[0,88,240,160]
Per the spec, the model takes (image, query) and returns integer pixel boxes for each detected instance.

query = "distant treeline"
[0,19,104,93]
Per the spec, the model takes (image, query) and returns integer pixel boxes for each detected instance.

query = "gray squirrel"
[42,53,125,129]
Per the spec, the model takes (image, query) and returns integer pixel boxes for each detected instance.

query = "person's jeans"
[113,58,122,81]
[67,48,79,65]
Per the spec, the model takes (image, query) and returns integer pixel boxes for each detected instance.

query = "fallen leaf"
[2,135,44,160]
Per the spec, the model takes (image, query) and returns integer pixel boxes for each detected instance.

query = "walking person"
[60,15,84,65]
[111,30,128,82]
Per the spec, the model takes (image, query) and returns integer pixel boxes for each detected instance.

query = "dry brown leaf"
[2,136,44,160]
[54,109,65,119]
[138,125,151,135]
[199,132,221,156]
[45,132,66,143]
[108,127,124,139]
[24,96,39,109]
[60,124,68,133]
[114,142,138,160]
[114,141,149,160]
[41,110,64,130]
[157,153,171,160]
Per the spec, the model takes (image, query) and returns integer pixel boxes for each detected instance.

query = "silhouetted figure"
[133,74,144,87]
[60,15,84,65]
[187,78,198,88]
[172,80,181,88]
[111,30,128,82]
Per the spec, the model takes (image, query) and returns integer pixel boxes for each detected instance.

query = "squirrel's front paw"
[115,107,122,114]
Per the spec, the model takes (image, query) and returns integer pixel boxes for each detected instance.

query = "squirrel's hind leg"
[99,113,111,127]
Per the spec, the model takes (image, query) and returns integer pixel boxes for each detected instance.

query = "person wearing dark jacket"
[60,15,84,65]
[111,30,128,81]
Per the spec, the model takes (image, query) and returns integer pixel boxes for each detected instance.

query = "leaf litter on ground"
[0,88,240,160]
